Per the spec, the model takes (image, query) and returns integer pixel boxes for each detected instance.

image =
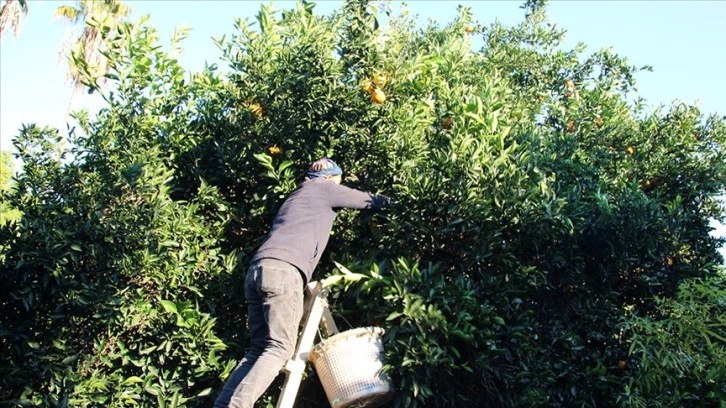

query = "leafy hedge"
[1,1,724,407]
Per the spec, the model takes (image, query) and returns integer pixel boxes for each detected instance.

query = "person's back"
[252,177,390,285]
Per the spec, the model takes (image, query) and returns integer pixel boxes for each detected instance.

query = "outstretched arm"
[326,182,390,210]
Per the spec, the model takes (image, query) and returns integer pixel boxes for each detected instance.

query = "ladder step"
[282,358,306,375]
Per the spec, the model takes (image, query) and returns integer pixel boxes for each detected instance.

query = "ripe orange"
[625,146,635,155]
[268,145,281,156]
[566,119,575,132]
[248,101,263,118]
[442,116,453,130]
[371,88,386,104]
[465,26,474,34]
[641,177,662,192]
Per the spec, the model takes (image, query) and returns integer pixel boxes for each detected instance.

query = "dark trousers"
[214,258,304,408]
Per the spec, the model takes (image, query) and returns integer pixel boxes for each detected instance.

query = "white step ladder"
[276,281,339,408]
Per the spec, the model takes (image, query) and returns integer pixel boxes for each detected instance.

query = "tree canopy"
[0,150,21,225]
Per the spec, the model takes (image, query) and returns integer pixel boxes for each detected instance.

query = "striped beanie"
[306,158,342,179]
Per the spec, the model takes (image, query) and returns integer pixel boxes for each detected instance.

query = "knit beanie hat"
[306,158,343,179]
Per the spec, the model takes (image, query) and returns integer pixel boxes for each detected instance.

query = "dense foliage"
[1,1,724,407]
[0,151,22,226]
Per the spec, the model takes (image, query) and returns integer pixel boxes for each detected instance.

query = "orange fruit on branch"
[371,88,386,104]
[246,101,263,118]
[566,119,575,132]
[442,116,453,130]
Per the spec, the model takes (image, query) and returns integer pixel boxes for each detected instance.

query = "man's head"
[306,158,343,184]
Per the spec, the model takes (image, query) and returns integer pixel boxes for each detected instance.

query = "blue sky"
[1,0,725,258]
[3,1,725,148]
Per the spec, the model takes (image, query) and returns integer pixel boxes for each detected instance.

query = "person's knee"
[268,336,297,362]
[283,341,297,360]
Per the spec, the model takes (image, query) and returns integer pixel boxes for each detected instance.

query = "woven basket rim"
[309,326,385,363]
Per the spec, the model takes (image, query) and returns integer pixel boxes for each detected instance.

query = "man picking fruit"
[215,158,390,408]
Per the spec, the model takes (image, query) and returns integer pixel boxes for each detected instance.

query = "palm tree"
[0,0,28,39]
[54,0,131,91]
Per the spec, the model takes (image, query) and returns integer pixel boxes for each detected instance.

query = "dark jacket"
[251,177,389,284]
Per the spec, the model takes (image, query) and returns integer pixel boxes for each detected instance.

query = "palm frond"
[54,5,83,24]
[56,0,133,92]
[0,0,29,39]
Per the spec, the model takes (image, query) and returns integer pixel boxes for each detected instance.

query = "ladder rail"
[276,281,338,408]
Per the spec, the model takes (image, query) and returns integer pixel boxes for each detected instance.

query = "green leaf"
[145,386,161,396]
[140,345,156,355]
[62,355,79,364]
[160,300,177,314]
[321,274,344,288]
[121,376,144,386]
[386,311,402,321]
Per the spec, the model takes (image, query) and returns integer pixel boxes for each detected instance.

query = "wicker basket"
[309,327,394,408]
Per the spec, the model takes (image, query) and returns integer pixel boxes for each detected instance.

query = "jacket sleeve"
[327,183,390,210]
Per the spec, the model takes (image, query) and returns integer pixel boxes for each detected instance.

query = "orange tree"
[0,1,724,407]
